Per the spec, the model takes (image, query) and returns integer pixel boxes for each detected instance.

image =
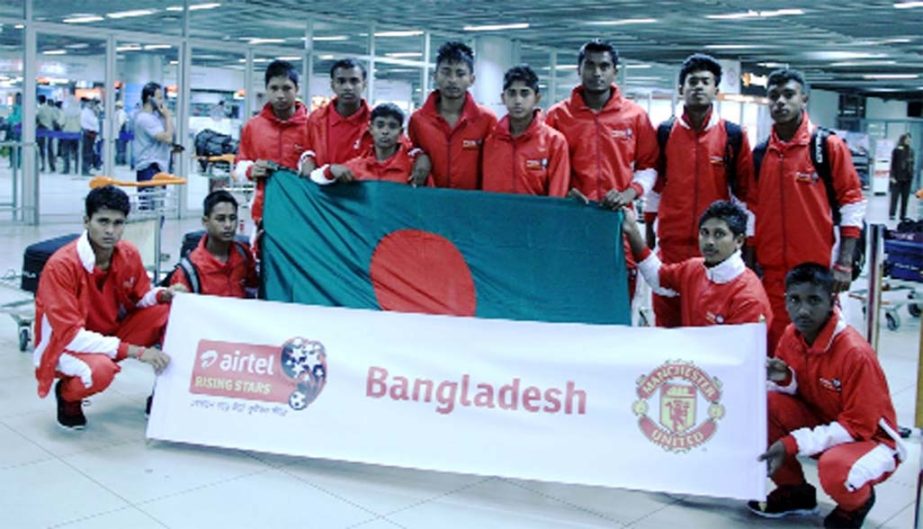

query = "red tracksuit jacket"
[170,235,257,298]
[637,248,772,328]
[546,84,659,201]
[649,109,754,264]
[481,112,570,197]
[33,234,162,397]
[304,98,373,167]
[235,102,310,223]
[342,143,415,184]
[408,91,497,190]
[753,116,865,272]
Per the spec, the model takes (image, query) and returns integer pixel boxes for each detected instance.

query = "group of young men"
[31,38,902,528]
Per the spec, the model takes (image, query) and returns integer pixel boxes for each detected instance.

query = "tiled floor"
[0,169,919,528]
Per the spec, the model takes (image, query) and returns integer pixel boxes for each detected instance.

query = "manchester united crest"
[632,360,724,452]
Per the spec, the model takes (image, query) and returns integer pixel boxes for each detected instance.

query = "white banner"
[148,295,767,500]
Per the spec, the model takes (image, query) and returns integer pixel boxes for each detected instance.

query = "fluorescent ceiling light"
[167,3,221,11]
[318,54,336,60]
[169,60,178,65]
[706,9,804,20]
[312,35,348,41]
[374,30,423,37]
[829,60,898,67]
[42,49,67,55]
[624,64,653,69]
[585,18,657,26]
[463,23,529,31]
[863,73,919,79]
[805,51,887,60]
[63,15,105,23]
[253,58,271,63]
[248,38,285,45]
[65,43,90,49]
[703,44,767,50]
[385,52,422,58]
[277,56,302,61]
[144,44,172,50]
[106,9,158,19]
[116,45,142,52]
[894,1,923,8]
[757,62,787,68]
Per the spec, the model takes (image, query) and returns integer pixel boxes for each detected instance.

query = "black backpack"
[753,127,867,280]
[163,241,251,293]
[657,116,745,197]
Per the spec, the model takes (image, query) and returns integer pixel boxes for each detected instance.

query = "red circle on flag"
[370,229,476,316]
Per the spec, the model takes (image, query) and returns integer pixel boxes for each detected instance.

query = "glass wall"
[0,23,21,220]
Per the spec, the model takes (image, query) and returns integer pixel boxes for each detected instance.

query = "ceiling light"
[65,43,90,49]
[829,60,898,67]
[385,52,422,58]
[167,3,221,10]
[63,15,105,23]
[106,9,158,19]
[277,56,302,61]
[253,58,271,64]
[463,23,529,32]
[42,50,67,55]
[374,30,423,37]
[144,44,172,50]
[706,9,804,20]
[585,18,657,26]
[318,54,335,60]
[757,62,787,68]
[116,45,142,52]
[805,51,887,60]
[248,38,286,45]
[624,64,653,69]
[703,44,768,50]
[894,1,923,8]
[313,35,348,41]
[862,73,919,79]
[169,60,178,65]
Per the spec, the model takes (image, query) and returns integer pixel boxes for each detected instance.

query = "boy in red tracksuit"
[623,200,771,329]
[751,263,904,529]
[234,60,310,227]
[310,103,414,185]
[34,186,179,430]
[170,190,257,298]
[753,69,865,351]
[644,54,755,328]
[481,64,570,197]
[408,41,497,189]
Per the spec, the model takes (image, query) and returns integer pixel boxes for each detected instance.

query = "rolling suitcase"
[21,233,81,293]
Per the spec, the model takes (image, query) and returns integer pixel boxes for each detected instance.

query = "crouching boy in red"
[751,263,905,528]
[309,103,413,185]
[34,186,181,429]
[170,190,257,297]
[623,200,772,328]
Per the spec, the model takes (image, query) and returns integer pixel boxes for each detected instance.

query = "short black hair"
[370,102,404,125]
[264,60,299,87]
[785,262,834,296]
[578,39,619,68]
[699,200,747,238]
[436,41,475,72]
[767,68,809,93]
[503,64,540,92]
[679,53,722,86]
[203,190,238,217]
[37,95,47,104]
[329,58,367,80]
[142,82,162,104]
[86,185,130,218]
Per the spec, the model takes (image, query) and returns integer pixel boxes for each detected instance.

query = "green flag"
[262,171,629,325]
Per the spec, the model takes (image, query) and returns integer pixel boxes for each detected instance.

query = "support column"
[22,0,38,224]
[421,32,431,101]
[303,20,313,107]
[103,35,116,179]
[471,35,518,117]
[367,23,376,105]
[176,0,191,216]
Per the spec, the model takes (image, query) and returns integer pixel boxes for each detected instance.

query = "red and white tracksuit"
[169,235,258,298]
[33,233,170,401]
[752,115,865,350]
[768,313,905,511]
[301,98,373,169]
[408,91,497,190]
[481,111,570,197]
[636,248,772,329]
[546,84,659,298]
[234,102,310,225]
[644,109,755,328]
[311,142,415,185]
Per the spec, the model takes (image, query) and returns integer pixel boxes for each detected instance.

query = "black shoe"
[145,394,153,418]
[748,483,819,518]
[55,380,86,430]
[824,488,875,528]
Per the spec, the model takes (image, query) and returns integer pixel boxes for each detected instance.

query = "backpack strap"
[809,127,840,223]
[656,116,676,182]
[723,121,743,197]
[752,138,769,183]
[177,257,201,294]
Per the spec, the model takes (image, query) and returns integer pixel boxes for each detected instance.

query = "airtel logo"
[199,349,276,375]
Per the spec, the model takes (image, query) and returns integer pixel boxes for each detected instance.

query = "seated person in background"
[481,64,570,197]
[310,103,414,185]
[751,263,905,529]
[623,200,772,329]
[170,190,257,297]
[33,186,181,430]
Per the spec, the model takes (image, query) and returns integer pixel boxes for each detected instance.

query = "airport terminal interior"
[0,1,922,527]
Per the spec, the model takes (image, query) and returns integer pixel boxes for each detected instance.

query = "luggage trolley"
[849,229,923,331]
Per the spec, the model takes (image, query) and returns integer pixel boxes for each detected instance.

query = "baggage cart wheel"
[909,292,921,318]
[885,311,900,331]
[18,327,30,352]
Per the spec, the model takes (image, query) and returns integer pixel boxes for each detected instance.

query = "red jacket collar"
[316,98,370,125]
[569,84,622,112]
[493,110,544,142]
[794,309,848,355]
[679,106,717,131]
[258,101,308,126]
[770,112,814,148]
[420,90,481,124]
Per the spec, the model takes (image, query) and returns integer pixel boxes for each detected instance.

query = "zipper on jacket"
[594,114,602,200]
[779,151,787,267]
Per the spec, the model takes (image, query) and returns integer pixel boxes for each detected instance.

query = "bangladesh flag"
[262,172,630,325]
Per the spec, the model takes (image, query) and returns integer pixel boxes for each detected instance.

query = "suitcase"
[21,233,81,293]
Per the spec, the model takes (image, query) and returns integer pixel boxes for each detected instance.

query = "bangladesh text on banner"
[261,172,630,325]
[148,294,767,501]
